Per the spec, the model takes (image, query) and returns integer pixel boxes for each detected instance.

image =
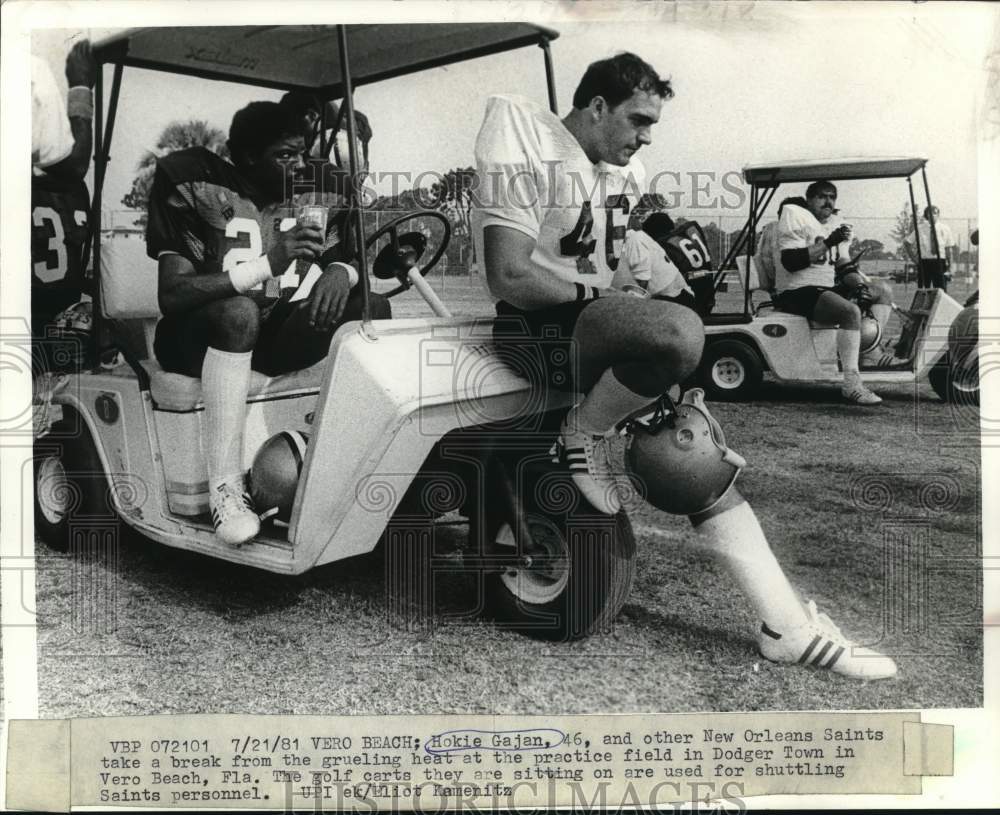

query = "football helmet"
[625,388,746,516]
[48,299,93,370]
[859,310,882,354]
[249,430,309,523]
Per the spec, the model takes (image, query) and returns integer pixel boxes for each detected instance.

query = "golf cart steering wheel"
[365,211,452,315]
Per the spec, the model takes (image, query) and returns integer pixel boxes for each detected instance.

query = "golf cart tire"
[486,478,636,642]
[33,419,113,552]
[698,340,764,402]
[928,353,980,407]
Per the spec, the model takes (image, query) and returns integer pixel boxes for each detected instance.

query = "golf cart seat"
[100,237,327,411]
[735,256,840,327]
[735,255,784,317]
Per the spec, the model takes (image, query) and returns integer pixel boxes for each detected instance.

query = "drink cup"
[298,204,328,235]
[296,205,328,277]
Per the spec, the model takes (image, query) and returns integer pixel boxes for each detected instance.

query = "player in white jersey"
[472,53,897,679]
[774,181,894,404]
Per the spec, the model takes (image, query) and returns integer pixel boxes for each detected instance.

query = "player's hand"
[824,225,851,247]
[268,224,324,275]
[808,238,828,262]
[65,40,97,88]
[308,265,353,330]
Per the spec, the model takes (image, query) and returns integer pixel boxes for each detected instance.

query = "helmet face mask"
[625,389,745,516]
[46,300,93,372]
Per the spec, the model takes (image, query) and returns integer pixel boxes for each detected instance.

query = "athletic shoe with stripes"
[210,477,260,547]
[553,419,622,515]
[758,600,898,680]
[841,379,883,405]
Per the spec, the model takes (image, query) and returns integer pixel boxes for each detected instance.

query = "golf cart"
[692,157,976,403]
[33,24,636,642]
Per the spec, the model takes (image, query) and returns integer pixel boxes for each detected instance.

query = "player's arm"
[43,42,96,182]
[148,173,323,315]
[484,226,616,309]
[777,210,826,272]
[157,229,323,315]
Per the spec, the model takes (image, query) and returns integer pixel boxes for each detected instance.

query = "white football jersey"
[472,94,645,301]
[775,203,850,290]
[619,229,692,298]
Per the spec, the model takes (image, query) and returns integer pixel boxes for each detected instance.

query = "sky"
[29,3,997,249]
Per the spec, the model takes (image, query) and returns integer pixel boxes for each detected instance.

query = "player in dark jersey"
[31,40,97,379]
[31,175,91,327]
[146,100,389,546]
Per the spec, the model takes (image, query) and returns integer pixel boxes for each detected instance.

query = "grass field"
[35,276,982,717]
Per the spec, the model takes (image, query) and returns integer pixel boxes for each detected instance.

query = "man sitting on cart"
[773,180,894,405]
[473,52,897,679]
[146,100,389,546]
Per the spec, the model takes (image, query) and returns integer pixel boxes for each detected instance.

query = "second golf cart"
[690,157,975,403]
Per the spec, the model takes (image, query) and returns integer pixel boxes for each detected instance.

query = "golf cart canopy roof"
[743,157,927,186]
[92,24,559,93]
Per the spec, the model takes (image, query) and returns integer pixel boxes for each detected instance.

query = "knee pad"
[625,388,746,516]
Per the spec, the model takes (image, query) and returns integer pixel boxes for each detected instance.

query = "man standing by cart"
[146,100,389,546]
[472,52,897,680]
[905,205,955,291]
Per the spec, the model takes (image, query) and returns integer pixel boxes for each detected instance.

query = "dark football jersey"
[146,148,346,308]
[660,220,714,277]
[31,173,90,319]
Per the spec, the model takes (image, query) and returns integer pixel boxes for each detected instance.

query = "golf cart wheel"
[699,340,764,402]
[486,476,636,642]
[929,351,980,407]
[33,419,111,551]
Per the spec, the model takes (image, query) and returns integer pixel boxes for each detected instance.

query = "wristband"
[228,254,273,293]
[590,286,600,300]
[781,247,811,272]
[67,87,94,119]
[575,282,586,301]
[329,262,359,289]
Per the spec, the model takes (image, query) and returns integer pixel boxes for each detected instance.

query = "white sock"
[837,329,861,378]
[692,501,808,631]
[570,368,654,435]
[202,347,252,490]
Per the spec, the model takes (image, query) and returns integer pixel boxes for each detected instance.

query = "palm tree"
[121,119,229,218]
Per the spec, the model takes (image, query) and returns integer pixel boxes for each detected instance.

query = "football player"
[774,181,894,403]
[146,101,390,546]
[31,40,97,368]
[472,52,897,679]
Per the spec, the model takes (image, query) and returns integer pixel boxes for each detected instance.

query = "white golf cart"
[33,24,636,642]
[691,157,975,403]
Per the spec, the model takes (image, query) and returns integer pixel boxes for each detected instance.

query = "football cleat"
[758,600,898,680]
[841,380,883,405]
[860,343,905,371]
[210,477,260,547]
[554,419,622,516]
[841,373,882,405]
[32,372,68,439]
